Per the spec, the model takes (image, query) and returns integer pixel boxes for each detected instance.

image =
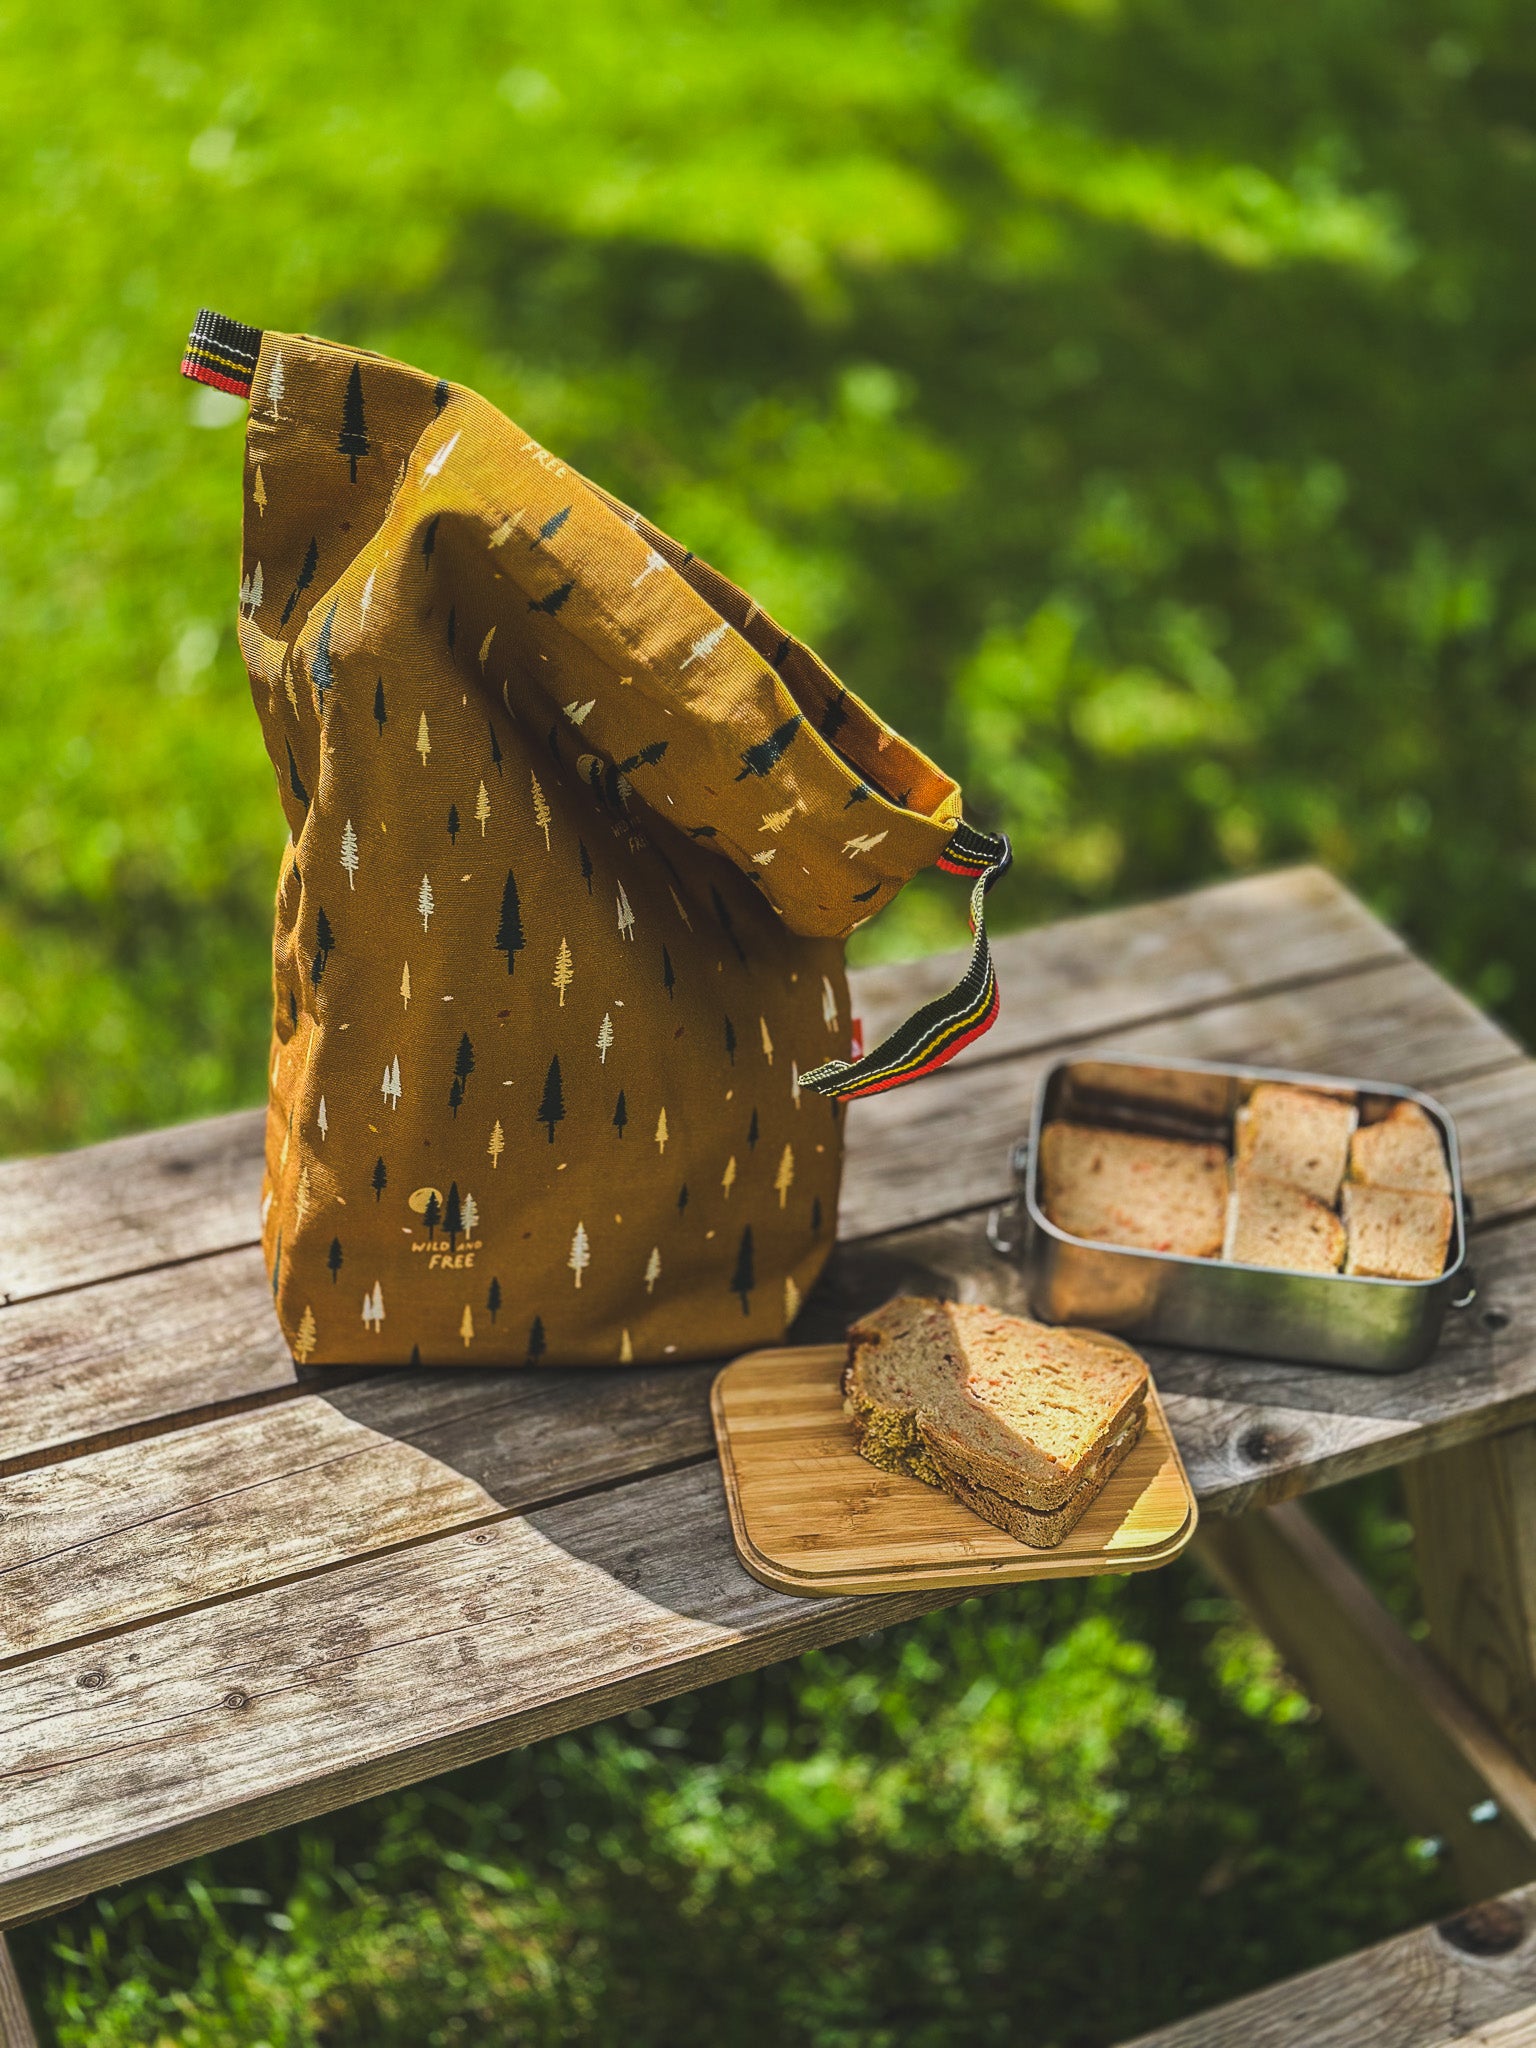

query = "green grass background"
[3,0,1530,2037]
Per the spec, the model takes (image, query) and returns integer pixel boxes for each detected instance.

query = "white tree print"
[488,1118,505,1169]
[479,625,496,672]
[462,1192,480,1235]
[596,1013,615,1064]
[418,873,435,931]
[459,1303,476,1348]
[680,621,729,669]
[295,1165,311,1230]
[359,565,375,624]
[293,1303,317,1362]
[668,888,693,930]
[721,1154,737,1200]
[842,830,888,858]
[531,771,552,850]
[752,848,776,867]
[381,1056,402,1110]
[569,1220,591,1289]
[654,1107,669,1154]
[424,429,461,479]
[760,1016,774,1066]
[784,1275,802,1325]
[317,1095,328,1143]
[821,976,840,1031]
[552,936,574,1006]
[759,803,800,834]
[416,712,431,766]
[644,1246,661,1295]
[340,818,359,889]
[615,880,636,941]
[265,351,285,418]
[632,547,666,586]
[790,1060,802,1110]
[774,1144,795,1208]
[362,1283,384,1332]
[475,780,491,835]
[563,697,596,726]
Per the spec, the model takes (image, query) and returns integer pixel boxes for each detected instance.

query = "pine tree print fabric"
[224,324,975,1367]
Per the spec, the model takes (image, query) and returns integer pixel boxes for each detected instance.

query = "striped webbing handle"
[800,820,1012,1102]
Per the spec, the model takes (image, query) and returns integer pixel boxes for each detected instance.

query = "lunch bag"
[182,309,1011,1367]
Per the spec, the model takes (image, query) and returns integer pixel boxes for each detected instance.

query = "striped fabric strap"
[800,820,1013,1102]
[180,308,264,398]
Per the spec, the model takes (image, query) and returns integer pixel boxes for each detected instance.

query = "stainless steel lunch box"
[995,1052,1475,1373]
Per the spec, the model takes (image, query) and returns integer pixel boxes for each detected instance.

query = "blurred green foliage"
[1,0,1519,2036]
[2,0,1532,1152]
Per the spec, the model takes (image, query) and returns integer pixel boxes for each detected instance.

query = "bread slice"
[1342,1183,1454,1281]
[1068,1060,1231,1123]
[1234,1082,1357,1205]
[1223,1168,1347,1274]
[1348,1101,1451,1198]
[843,1297,1150,1547]
[1039,1122,1228,1258]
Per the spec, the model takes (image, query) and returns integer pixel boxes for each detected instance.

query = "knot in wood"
[1438,1898,1526,1957]
[221,1689,252,1712]
[75,1669,107,1691]
[1238,1424,1299,1467]
[1482,1307,1511,1333]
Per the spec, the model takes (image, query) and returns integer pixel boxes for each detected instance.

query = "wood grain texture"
[0,1461,965,1926]
[0,868,1396,1310]
[0,1400,500,1661]
[1406,1427,1536,1774]
[841,952,1524,1240]
[712,1344,1195,1592]
[1196,1503,1536,1905]
[0,1938,36,2048]
[1119,1889,1536,2048]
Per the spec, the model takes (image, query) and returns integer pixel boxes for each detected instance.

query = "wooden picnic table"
[4,864,1536,2044]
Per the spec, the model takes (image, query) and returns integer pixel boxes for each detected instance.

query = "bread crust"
[935,1407,1147,1549]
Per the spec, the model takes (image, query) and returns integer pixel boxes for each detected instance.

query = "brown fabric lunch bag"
[181,309,1011,1367]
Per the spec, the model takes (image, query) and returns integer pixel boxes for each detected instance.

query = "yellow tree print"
[721,1154,737,1200]
[644,1246,661,1295]
[619,1328,633,1363]
[531,771,552,849]
[416,712,431,766]
[784,1275,801,1325]
[552,936,574,1006]
[487,1118,505,1169]
[760,1016,774,1065]
[253,465,267,515]
[475,780,491,835]
[774,1144,795,1208]
[654,1107,669,1154]
[293,1304,317,1362]
[460,1303,475,1348]
[400,960,411,1010]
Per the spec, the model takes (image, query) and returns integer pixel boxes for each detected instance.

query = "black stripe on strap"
[800,821,1012,1102]
[180,308,263,398]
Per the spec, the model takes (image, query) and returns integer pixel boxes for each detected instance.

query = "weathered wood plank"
[842,952,1524,1240]
[1120,1889,1536,2048]
[1406,1428,1536,1775]
[853,864,1404,1059]
[0,1246,293,1473]
[1196,1503,1536,1904]
[0,868,1397,1308]
[0,1462,961,1926]
[0,1401,499,1661]
[0,1937,36,2048]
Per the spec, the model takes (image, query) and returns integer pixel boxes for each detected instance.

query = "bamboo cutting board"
[712,1343,1197,1596]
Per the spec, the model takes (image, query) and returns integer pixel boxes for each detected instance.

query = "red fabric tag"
[849,1017,864,1058]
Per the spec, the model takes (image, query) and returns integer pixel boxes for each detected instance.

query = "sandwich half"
[843,1297,1149,1549]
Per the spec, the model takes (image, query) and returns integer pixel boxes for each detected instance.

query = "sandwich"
[843,1296,1149,1549]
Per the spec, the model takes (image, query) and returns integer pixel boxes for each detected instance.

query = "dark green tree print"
[312,908,334,986]
[735,713,802,781]
[409,1344,422,1367]
[731,1226,755,1315]
[443,1182,463,1252]
[327,1236,343,1284]
[371,1156,387,1202]
[613,1089,628,1138]
[286,740,309,811]
[311,601,338,713]
[710,886,747,964]
[288,989,298,1028]
[747,1108,759,1150]
[677,1182,689,1213]
[423,1191,441,1237]
[449,1076,463,1118]
[811,1196,822,1237]
[422,514,439,566]
[487,1277,502,1324]
[662,946,675,1000]
[853,880,881,902]
[279,536,318,627]
[526,1314,546,1363]
[271,1228,281,1299]
[530,505,571,549]
[447,803,460,844]
[373,678,387,734]
[843,782,871,809]
[528,580,573,616]
[496,870,525,973]
[537,1055,565,1142]
[578,840,593,894]
[724,1016,736,1064]
[617,740,669,774]
[487,720,503,775]
[455,1033,475,1093]
[337,362,369,481]
[819,689,849,743]
[433,378,449,412]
